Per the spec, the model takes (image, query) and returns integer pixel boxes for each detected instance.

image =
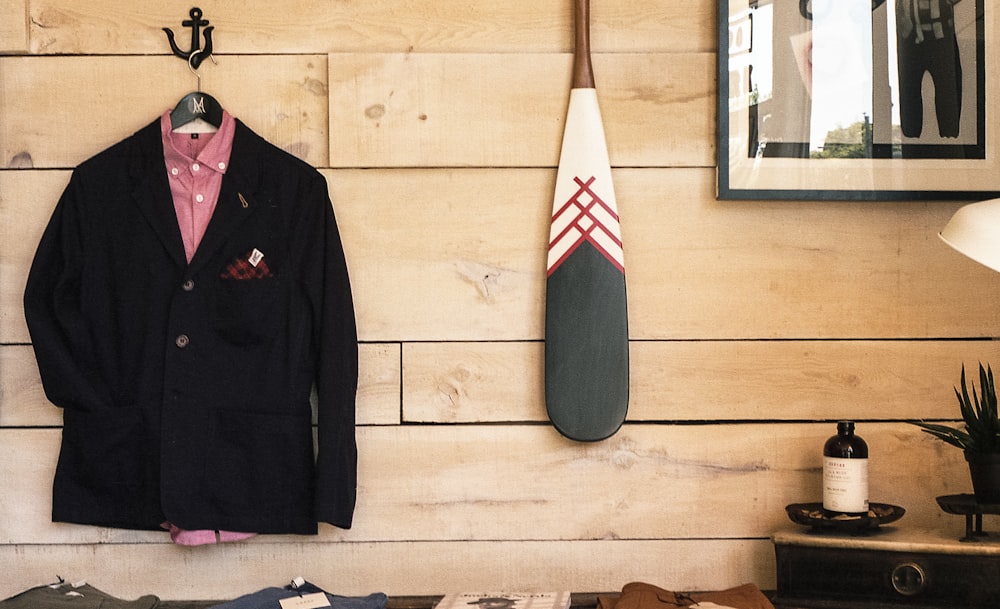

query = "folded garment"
[161,521,257,546]
[598,582,774,609]
[0,581,160,609]
[207,580,387,609]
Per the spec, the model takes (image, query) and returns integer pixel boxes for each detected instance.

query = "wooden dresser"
[771,527,1000,608]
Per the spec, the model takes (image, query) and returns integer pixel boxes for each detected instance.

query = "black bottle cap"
[837,420,855,434]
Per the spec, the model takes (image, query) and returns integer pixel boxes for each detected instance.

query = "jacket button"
[175,334,190,348]
[182,279,195,291]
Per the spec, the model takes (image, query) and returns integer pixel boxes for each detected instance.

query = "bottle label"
[823,456,869,513]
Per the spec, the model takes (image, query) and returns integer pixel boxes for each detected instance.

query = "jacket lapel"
[186,120,262,275]
[129,120,188,269]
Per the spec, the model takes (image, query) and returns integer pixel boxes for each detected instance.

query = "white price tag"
[279,593,331,609]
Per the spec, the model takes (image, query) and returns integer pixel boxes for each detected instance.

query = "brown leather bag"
[598,582,774,609]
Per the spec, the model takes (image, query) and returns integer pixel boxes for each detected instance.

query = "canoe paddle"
[544,0,629,442]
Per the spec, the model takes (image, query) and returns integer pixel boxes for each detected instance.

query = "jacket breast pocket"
[211,275,283,346]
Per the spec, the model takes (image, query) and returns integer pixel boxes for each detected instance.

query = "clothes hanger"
[170,48,223,134]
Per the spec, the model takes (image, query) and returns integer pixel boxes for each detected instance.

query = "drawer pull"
[891,562,926,596]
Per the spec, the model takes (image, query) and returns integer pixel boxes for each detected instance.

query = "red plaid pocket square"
[220,249,273,279]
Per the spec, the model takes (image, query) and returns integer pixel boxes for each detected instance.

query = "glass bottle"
[822,420,869,516]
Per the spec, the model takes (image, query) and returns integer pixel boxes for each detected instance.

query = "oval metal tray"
[785,502,905,533]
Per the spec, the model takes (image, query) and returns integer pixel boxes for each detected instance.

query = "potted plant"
[912,363,1000,505]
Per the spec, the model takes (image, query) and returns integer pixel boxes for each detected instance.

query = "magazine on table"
[435,592,572,609]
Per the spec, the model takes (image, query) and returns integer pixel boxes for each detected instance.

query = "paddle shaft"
[572,0,596,89]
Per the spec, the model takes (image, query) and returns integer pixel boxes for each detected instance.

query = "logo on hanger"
[189,96,207,116]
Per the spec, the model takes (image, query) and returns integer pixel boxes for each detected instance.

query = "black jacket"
[23,118,358,534]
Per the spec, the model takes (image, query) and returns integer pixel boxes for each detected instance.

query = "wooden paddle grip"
[572,0,596,89]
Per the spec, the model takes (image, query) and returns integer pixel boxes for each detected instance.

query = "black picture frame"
[717,0,995,201]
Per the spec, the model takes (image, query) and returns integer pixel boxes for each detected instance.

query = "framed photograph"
[718,0,997,200]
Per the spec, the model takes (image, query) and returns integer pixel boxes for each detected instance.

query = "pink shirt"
[159,109,236,263]
[158,109,255,546]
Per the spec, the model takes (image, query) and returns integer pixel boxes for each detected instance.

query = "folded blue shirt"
[208,581,387,609]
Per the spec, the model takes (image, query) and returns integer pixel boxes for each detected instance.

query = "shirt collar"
[159,107,236,175]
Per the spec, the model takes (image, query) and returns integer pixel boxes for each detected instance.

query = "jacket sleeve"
[23,171,112,412]
[305,171,359,528]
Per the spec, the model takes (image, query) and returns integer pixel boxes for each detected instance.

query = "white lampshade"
[939,198,1000,273]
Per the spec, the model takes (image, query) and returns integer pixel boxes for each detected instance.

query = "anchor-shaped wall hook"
[163,7,214,69]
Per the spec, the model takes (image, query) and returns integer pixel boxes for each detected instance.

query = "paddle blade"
[545,88,629,442]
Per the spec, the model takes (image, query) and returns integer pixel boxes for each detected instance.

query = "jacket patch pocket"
[211,271,282,346]
[203,410,314,516]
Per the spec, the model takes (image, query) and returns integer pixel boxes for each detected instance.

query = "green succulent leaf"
[910,363,1000,453]
[910,421,973,450]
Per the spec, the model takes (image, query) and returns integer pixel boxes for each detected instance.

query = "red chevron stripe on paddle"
[547,176,624,276]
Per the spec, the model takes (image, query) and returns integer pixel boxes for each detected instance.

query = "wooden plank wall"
[3,0,1000,601]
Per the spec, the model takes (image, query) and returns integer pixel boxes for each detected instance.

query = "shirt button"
[175,334,190,348]
[182,280,195,292]
[192,163,200,172]
[218,162,226,170]
[171,167,180,176]
[195,194,205,203]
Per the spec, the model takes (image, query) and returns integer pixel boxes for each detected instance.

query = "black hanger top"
[169,45,223,133]
[170,91,223,131]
